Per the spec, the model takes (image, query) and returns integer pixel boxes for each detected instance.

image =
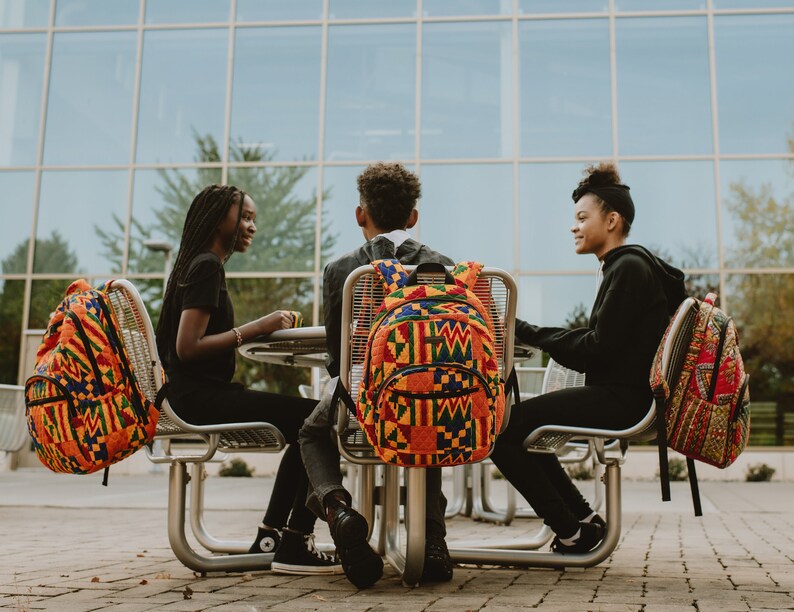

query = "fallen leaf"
[60,575,69,578]
[139,579,149,585]
[154,572,171,580]
[311,595,327,602]
[136,553,145,558]
[90,577,100,583]
[240,574,253,582]
[183,586,193,600]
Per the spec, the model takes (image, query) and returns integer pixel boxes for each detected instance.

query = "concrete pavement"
[0,468,792,611]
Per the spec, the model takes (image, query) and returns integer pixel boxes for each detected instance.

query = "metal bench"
[104,279,288,573]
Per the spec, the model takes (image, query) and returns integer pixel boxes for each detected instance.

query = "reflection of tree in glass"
[724,170,794,406]
[564,303,589,330]
[648,244,719,298]
[96,134,337,394]
[0,232,78,383]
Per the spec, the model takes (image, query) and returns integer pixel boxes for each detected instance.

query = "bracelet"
[232,327,243,348]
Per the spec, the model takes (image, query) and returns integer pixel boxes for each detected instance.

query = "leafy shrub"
[565,462,595,481]
[218,458,254,477]
[656,457,688,481]
[745,463,775,482]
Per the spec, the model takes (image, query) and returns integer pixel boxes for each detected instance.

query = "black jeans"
[490,384,651,538]
[168,377,319,533]
[299,387,448,541]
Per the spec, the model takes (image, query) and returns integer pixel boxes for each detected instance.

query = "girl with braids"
[490,163,686,554]
[156,184,341,575]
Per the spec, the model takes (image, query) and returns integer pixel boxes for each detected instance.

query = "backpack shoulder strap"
[371,259,409,293]
[451,261,484,289]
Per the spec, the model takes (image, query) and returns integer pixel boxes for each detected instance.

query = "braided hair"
[155,184,245,358]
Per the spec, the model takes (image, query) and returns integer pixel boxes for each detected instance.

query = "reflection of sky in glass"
[423,0,511,16]
[620,160,717,268]
[55,0,139,26]
[0,0,50,28]
[519,163,590,271]
[322,166,367,265]
[0,33,45,165]
[0,171,34,271]
[232,27,320,162]
[616,17,712,155]
[325,25,415,162]
[37,170,129,274]
[136,29,228,164]
[44,32,137,165]
[236,0,323,21]
[145,0,230,24]
[519,275,598,328]
[419,164,513,269]
[714,0,794,7]
[422,22,513,159]
[719,159,794,267]
[329,0,416,19]
[715,14,794,154]
[520,0,607,13]
[615,0,705,9]
[519,19,611,158]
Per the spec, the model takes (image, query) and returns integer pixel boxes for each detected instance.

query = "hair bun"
[582,162,621,188]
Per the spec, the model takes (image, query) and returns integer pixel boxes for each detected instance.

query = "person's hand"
[254,310,293,335]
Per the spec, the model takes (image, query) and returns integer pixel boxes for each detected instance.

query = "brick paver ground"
[0,470,792,611]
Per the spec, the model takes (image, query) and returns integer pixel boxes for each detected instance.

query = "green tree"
[0,232,78,383]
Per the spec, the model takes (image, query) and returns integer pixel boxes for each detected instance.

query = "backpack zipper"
[25,374,76,415]
[375,363,493,407]
[706,316,732,402]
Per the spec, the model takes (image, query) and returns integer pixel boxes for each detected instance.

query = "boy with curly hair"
[299,162,454,588]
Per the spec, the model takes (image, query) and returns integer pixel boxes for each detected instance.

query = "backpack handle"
[406,262,455,286]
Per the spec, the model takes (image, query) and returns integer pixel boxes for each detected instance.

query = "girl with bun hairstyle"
[491,162,687,553]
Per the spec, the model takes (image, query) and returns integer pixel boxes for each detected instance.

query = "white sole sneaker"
[270,561,344,575]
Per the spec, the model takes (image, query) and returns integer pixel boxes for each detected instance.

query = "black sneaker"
[588,514,606,529]
[247,527,280,554]
[270,530,343,575]
[551,521,606,554]
[421,537,453,583]
[327,504,383,589]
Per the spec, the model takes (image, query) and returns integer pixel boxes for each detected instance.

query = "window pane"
[0,33,45,165]
[419,164,513,269]
[519,275,597,328]
[44,32,137,165]
[232,27,321,162]
[519,19,611,158]
[36,170,128,274]
[236,0,322,21]
[519,163,590,272]
[423,0,511,17]
[0,279,24,383]
[29,279,72,329]
[329,0,416,19]
[720,159,794,269]
[129,167,222,274]
[325,24,415,162]
[422,22,513,159]
[136,29,228,164]
[322,165,369,266]
[520,0,607,13]
[55,0,139,26]
[620,160,717,269]
[616,17,712,155]
[145,0,229,24]
[0,171,34,271]
[715,0,794,7]
[715,15,794,154]
[615,0,706,9]
[226,166,318,273]
[725,273,794,447]
[0,0,50,28]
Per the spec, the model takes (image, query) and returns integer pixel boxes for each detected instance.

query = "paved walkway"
[0,468,792,611]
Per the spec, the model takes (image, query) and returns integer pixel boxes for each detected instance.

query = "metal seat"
[334,264,517,585]
[104,279,287,573]
[0,384,28,454]
[449,297,697,569]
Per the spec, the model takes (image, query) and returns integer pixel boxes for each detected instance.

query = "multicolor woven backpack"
[25,279,159,481]
[354,259,505,467]
[650,292,750,515]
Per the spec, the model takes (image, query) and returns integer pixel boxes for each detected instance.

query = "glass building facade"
[1,0,793,444]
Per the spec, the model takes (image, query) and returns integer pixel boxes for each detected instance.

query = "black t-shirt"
[163,251,236,385]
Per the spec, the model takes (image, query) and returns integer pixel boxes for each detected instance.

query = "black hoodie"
[516,244,687,389]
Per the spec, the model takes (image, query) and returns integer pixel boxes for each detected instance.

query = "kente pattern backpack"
[25,279,159,482]
[650,292,750,515]
[352,259,506,467]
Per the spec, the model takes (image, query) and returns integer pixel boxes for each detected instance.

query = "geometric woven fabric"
[25,279,159,475]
